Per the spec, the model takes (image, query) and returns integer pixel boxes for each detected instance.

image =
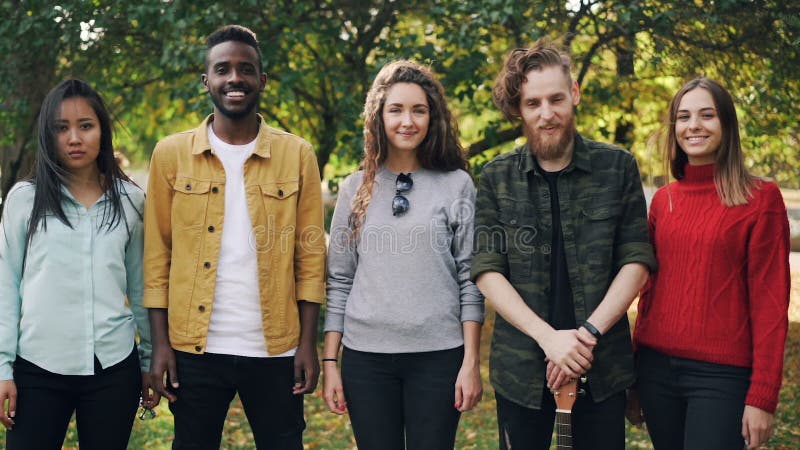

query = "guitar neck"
[555,410,572,449]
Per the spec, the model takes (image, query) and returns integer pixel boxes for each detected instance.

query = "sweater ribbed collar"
[680,163,715,186]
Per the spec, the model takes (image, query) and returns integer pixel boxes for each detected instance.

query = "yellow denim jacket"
[143,115,326,355]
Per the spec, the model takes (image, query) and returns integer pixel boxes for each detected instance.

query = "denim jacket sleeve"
[142,142,176,309]
[293,143,327,304]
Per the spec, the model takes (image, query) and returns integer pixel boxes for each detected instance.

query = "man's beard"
[525,113,576,161]
[210,91,259,120]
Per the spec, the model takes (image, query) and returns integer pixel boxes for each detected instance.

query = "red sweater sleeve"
[744,182,790,412]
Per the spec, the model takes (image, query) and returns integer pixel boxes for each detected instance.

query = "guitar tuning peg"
[580,376,588,384]
[578,388,586,396]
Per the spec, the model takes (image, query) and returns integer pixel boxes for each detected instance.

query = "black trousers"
[341,346,463,450]
[495,383,625,450]
[168,351,305,450]
[5,349,141,450]
[637,346,751,450]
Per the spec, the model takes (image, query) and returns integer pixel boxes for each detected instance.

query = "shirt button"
[198,305,205,312]
[203,261,211,269]
[211,186,219,194]
[510,219,517,225]
[185,184,192,191]
[208,225,215,232]
[194,345,202,352]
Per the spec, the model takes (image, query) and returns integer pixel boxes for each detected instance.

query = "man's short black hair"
[205,24,263,71]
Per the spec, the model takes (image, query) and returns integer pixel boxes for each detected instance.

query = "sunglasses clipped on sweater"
[392,173,413,216]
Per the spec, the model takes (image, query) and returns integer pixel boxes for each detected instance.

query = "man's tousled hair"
[493,38,573,121]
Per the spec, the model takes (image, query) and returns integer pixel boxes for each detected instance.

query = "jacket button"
[278,189,284,197]
[185,184,192,190]
[208,225,215,232]
[198,305,205,312]
[194,345,202,352]
[203,261,211,269]
[211,186,219,194]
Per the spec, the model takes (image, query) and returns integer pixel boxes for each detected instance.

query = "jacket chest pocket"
[497,198,538,281]
[579,197,622,267]
[172,176,212,230]
[253,180,300,248]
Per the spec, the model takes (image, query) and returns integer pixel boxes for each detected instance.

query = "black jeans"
[637,346,751,450]
[168,351,305,450]
[495,383,625,450]
[341,346,463,450]
[6,349,141,450]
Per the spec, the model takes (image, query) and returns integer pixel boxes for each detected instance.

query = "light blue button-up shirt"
[0,180,151,380]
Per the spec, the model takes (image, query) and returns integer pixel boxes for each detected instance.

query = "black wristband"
[322,358,338,363]
[582,321,602,340]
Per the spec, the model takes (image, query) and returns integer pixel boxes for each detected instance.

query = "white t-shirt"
[205,124,295,357]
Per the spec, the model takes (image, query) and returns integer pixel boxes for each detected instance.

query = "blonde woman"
[322,60,484,450]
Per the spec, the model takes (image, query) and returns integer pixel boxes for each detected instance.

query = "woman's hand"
[454,360,483,412]
[0,379,16,429]
[742,405,775,449]
[322,361,347,414]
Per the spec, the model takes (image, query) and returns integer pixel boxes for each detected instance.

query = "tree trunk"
[613,32,636,148]
[0,0,57,212]
[0,71,54,214]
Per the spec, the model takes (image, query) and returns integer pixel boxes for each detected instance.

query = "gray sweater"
[324,167,484,353]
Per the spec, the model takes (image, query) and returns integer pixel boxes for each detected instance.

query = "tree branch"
[466,126,522,158]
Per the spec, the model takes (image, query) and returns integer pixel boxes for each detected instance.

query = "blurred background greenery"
[1,1,798,448]
[1,0,799,210]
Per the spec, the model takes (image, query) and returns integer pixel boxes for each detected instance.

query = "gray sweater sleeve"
[452,178,484,323]
[323,173,359,333]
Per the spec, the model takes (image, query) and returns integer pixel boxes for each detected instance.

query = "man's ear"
[259,73,267,92]
[201,74,209,93]
[571,80,581,106]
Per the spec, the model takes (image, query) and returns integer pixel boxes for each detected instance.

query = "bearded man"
[470,39,656,450]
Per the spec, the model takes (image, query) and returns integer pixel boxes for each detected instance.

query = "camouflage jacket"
[471,134,656,409]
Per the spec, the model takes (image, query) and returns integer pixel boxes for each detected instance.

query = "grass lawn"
[2,273,798,449]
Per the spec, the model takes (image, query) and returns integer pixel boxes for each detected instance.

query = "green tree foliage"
[1,0,798,210]
[425,0,800,183]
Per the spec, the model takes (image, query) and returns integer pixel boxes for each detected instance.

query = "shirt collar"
[60,183,110,208]
[192,114,272,158]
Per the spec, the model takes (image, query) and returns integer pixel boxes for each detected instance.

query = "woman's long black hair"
[24,79,138,267]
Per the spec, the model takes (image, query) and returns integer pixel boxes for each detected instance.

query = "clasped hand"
[542,327,596,389]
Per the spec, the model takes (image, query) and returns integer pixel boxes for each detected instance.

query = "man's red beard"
[524,114,576,161]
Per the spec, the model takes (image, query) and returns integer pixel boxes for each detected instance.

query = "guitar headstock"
[552,379,578,411]
[552,376,586,412]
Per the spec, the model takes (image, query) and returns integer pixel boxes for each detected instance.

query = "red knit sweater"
[633,163,790,413]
